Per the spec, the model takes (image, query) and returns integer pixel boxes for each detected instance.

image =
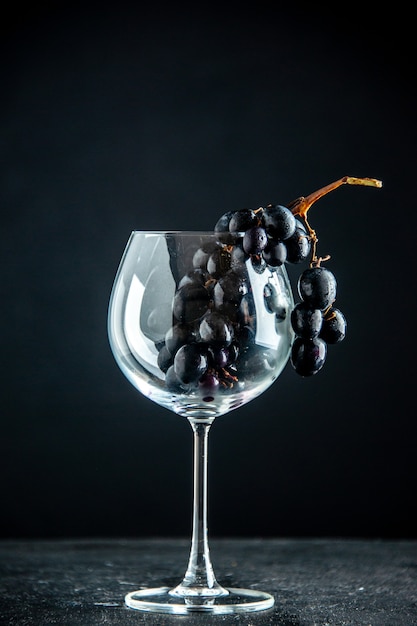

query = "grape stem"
[287,176,382,266]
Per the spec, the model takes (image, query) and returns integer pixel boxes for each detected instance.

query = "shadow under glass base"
[125,586,275,614]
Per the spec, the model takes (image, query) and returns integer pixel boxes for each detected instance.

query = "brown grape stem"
[287,176,382,265]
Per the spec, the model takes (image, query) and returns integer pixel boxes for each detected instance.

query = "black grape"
[320,307,347,344]
[213,270,249,312]
[291,337,327,377]
[165,365,191,393]
[290,302,323,339]
[198,372,220,401]
[165,323,193,356]
[214,211,234,234]
[174,344,208,385]
[298,266,337,310]
[262,204,296,240]
[172,283,210,323]
[199,311,234,347]
[285,220,311,264]
[263,239,287,267]
[242,226,268,255]
[229,208,258,233]
[157,345,173,373]
[207,246,232,278]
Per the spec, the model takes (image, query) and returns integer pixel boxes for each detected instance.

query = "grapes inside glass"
[107,230,294,614]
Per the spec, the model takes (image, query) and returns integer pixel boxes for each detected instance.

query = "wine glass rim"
[131,230,219,236]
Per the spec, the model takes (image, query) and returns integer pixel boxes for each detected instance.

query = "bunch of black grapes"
[291,266,346,376]
[152,177,380,394]
[213,202,346,377]
[156,235,286,401]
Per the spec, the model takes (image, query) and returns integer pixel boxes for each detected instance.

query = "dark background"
[1,3,416,540]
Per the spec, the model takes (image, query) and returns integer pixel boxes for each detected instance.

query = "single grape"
[320,307,347,344]
[214,211,236,244]
[165,323,193,356]
[157,344,173,373]
[230,243,247,269]
[298,266,337,310]
[207,246,232,278]
[213,270,249,311]
[262,204,296,240]
[290,302,323,339]
[291,337,327,376]
[229,208,258,233]
[174,344,208,385]
[198,371,220,402]
[214,211,233,233]
[285,220,311,264]
[242,226,268,255]
[172,283,210,323]
[199,311,234,346]
[165,365,190,393]
[263,239,287,267]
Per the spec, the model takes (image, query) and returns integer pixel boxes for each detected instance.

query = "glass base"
[125,586,274,614]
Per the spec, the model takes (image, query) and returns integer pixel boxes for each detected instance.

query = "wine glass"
[107,230,294,614]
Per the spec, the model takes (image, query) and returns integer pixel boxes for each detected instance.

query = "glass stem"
[170,419,228,598]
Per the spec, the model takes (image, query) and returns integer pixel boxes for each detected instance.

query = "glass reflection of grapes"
[107,177,382,615]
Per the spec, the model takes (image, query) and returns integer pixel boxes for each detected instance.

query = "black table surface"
[0,538,416,625]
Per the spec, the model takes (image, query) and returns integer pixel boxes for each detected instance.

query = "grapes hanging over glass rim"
[212,175,382,377]
[152,175,381,405]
